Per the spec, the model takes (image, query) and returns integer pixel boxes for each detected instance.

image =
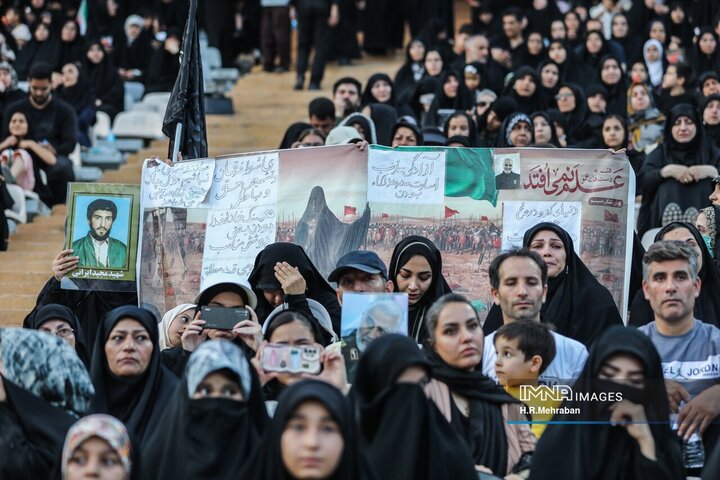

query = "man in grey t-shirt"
[638,241,720,445]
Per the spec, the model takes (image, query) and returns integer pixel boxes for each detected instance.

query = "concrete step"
[0,293,37,311]
[0,271,50,283]
[2,282,47,295]
[1,310,29,327]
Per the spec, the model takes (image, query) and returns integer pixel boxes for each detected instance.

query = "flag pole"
[172,123,183,163]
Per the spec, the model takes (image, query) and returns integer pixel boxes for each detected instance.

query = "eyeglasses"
[40,327,75,338]
[477,101,489,107]
[555,93,573,100]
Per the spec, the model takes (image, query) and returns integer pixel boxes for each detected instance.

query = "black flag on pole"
[162,0,208,160]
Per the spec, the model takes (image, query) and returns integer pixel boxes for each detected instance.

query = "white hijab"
[643,39,664,87]
[158,303,196,350]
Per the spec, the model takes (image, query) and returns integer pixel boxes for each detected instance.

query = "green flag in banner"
[445,148,498,206]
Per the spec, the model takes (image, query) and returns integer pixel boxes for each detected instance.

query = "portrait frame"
[64,182,140,288]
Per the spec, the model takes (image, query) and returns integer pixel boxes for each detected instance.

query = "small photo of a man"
[495,155,521,190]
[72,198,129,269]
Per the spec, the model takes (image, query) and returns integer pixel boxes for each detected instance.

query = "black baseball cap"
[328,251,388,283]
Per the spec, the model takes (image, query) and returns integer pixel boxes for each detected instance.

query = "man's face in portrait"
[504,159,513,174]
[89,208,114,241]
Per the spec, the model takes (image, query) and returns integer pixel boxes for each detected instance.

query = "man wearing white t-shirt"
[482,249,588,385]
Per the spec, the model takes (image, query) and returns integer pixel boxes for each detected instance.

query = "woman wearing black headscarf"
[388,236,452,343]
[57,19,84,69]
[83,40,124,121]
[57,62,96,147]
[28,303,91,367]
[425,70,473,128]
[494,112,535,148]
[537,59,560,110]
[691,28,720,80]
[576,30,610,74]
[89,305,178,447]
[142,340,267,479]
[442,111,478,147]
[547,39,593,86]
[361,73,397,109]
[363,103,398,146]
[602,114,645,188]
[555,82,591,146]
[13,21,61,80]
[702,94,720,149]
[505,66,546,115]
[350,334,477,480]
[242,380,375,479]
[249,242,341,338]
[423,294,535,477]
[394,39,426,102]
[611,12,642,66]
[484,223,623,346]
[529,326,684,480]
[0,328,94,479]
[599,55,630,118]
[637,104,720,237]
[531,111,560,147]
[628,222,720,328]
[477,97,518,147]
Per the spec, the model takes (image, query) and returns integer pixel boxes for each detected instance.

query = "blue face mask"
[703,235,715,258]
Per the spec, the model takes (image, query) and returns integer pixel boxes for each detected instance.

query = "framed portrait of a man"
[64,183,140,286]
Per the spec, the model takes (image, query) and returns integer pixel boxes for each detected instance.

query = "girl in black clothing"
[611,12,642,66]
[360,73,396,108]
[394,39,426,103]
[599,55,630,118]
[505,66,546,115]
[84,40,124,120]
[425,70,472,128]
[577,30,610,74]
[57,63,96,147]
[537,59,560,110]
[602,114,645,191]
[57,19,84,70]
[691,28,720,80]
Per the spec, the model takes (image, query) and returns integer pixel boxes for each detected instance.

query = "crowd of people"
[8,0,720,479]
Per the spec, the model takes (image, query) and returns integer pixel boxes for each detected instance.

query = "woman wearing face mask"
[627,82,665,154]
[242,380,375,479]
[494,112,535,148]
[696,206,720,268]
[637,104,720,237]
[158,303,196,351]
[629,222,720,328]
[141,340,268,478]
[529,326,684,480]
[145,28,181,93]
[423,294,535,478]
[62,414,136,480]
[89,306,178,447]
[0,328,95,479]
[389,236,452,343]
[350,334,477,480]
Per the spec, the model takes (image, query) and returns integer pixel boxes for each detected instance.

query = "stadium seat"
[5,183,27,225]
[124,81,145,111]
[112,111,165,141]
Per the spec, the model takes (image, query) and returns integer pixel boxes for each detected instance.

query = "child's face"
[494,336,539,387]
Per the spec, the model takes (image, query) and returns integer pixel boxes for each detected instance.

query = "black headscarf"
[241,380,376,480]
[57,64,95,114]
[28,303,91,367]
[279,122,312,149]
[426,70,474,126]
[366,103,398,146]
[506,66,547,115]
[578,30,610,72]
[529,326,684,480]
[691,28,720,79]
[485,223,623,345]
[57,20,84,69]
[637,104,720,236]
[530,111,561,147]
[558,82,589,143]
[598,55,629,118]
[248,242,341,334]
[628,222,720,328]
[425,345,518,475]
[442,111,478,147]
[89,305,178,447]
[83,40,124,119]
[141,340,267,479]
[478,97,519,146]
[702,94,720,149]
[536,59,560,109]
[494,112,535,148]
[389,236,452,342]
[361,73,397,107]
[350,334,477,480]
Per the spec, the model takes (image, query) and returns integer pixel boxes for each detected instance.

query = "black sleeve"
[54,101,79,155]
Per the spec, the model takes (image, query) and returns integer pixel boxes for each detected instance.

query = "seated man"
[481,249,588,385]
[638,241,720,469]
[2,62,77,206]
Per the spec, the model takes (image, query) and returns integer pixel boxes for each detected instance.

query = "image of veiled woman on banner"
[294,186,370,278]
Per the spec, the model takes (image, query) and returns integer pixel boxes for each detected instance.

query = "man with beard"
[495,156,521,190]
[481,248,587,385]
[73,199,128,269]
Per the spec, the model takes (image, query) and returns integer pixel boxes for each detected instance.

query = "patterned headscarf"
[505,113,532,146]
[158,303,195,350]
[61,414,132,478]
[0,328,94,416]
[185,340,252,398]
[701,206,718,252]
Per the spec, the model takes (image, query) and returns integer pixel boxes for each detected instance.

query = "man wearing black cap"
[328,250,393,305]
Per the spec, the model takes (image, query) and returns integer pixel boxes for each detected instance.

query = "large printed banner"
[138,146,635,322]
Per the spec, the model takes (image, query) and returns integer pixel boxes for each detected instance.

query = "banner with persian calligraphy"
[138,146,633,324]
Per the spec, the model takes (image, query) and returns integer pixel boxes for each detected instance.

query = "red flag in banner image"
[445,206,460,218]
[604,210,618,222]
[381,213,389,218]
[344,205,357,215]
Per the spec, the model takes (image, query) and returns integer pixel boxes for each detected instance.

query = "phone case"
[201,307,249,330]
[262,344,321,374]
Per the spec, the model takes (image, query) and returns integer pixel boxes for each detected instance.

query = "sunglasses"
[476,101,489,107]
